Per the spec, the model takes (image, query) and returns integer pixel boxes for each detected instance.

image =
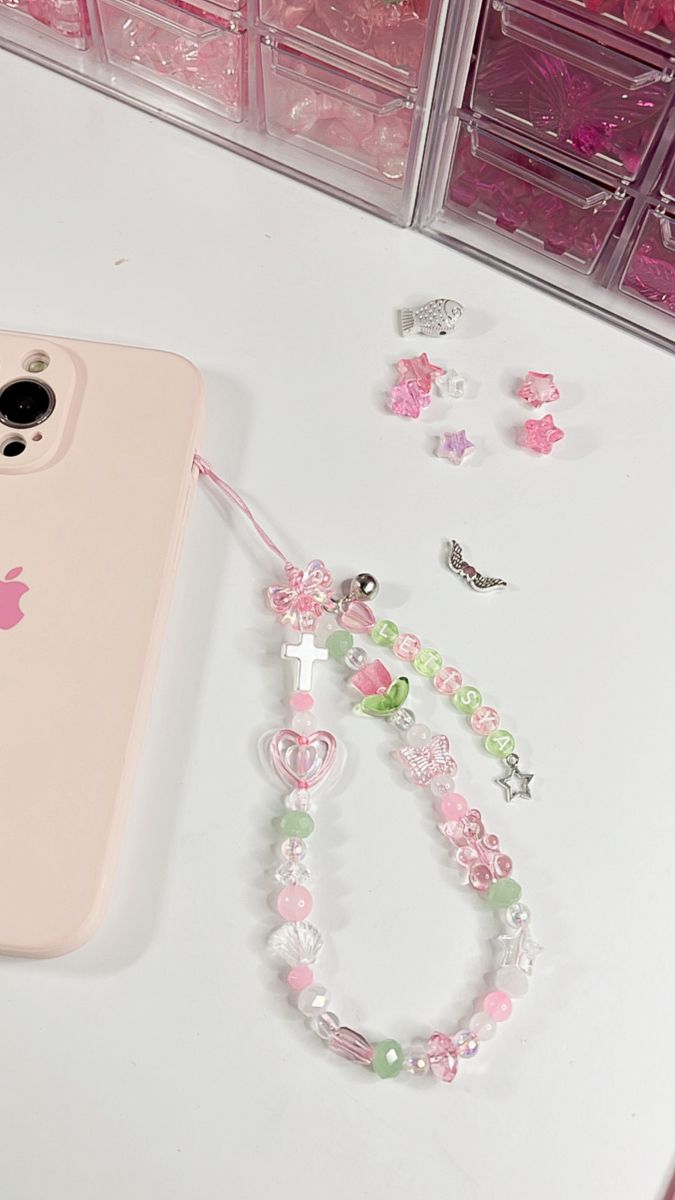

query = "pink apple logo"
[0,567,29,629]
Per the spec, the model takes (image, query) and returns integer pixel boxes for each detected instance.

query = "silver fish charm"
[400,297,463,337]
[447,539,507,592]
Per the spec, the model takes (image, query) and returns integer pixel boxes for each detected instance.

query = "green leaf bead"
[372,1039,404,1078]
[371,619,399,647]
[280,811,315,839]
[453,685,482,714]
[486,878,522,909]
[485,730,516,757]
[326,630,353,661]
[361,677,409,716]
[414,648,443,678]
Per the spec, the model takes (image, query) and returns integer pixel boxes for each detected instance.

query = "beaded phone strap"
[197,457,541,1084]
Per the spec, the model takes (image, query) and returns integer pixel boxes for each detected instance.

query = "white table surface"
[1,49,674,1200]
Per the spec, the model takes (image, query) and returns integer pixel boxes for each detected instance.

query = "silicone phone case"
[0,331,203,957]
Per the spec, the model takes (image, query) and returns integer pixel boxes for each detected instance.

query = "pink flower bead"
[290,691,314,711]
[276,885,313,921]
[483,991,512,1022]
[393,633,421,661]
[287,964,314,991]
[434,667,463,695]
[439,792,468,822]
[470,706,500,735]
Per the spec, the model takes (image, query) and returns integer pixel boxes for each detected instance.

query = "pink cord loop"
[194,454,292,567]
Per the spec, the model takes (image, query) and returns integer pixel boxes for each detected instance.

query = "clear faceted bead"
[455,1029,480,1058]
[311,1010,340,1040]
[403,1048,429,1076]
[284,788,311,812]
[345,646,369,671]
[298,984,330,1017]
[388,707,415,731]
[280,837,306,862]
[275,861,310,886]
[505,902,531,928]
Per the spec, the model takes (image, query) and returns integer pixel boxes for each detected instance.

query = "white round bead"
[345,646,368,671]
[469,1012,497,1041]
[297,984,330,1017]
[495,965,529,998]
[292,712,317,734]
[430,773,455,799]
[405,723,432,747]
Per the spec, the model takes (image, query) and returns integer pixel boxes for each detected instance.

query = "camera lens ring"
[0,378,56,429]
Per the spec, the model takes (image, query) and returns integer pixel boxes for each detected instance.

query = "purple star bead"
[436,430,475,465]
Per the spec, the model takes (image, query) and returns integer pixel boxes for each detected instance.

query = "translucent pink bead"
[439,792,468,822]
[517,371,560,408]
[434,666,463,695]
[287,964,314,991]
[393,633,422,661]
[522,414,565,455]
[470,706,500,735]
[290,691,314,711]
[278,82,319,134]
[276,885,313,921]
[427,1032,459,1082]
[483,991,512,1022]
[329,1026,374,1064]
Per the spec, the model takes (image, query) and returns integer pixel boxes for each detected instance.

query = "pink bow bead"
[267,560,333,631]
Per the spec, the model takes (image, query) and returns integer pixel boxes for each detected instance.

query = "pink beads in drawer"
[619,207,675,316]
[0,0,89,44]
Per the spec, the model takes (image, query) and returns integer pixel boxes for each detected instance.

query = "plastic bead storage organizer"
[0,0,449,225]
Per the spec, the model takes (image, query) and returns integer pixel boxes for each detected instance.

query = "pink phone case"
[0,331,203,957]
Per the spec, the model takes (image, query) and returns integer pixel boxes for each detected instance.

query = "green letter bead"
[326,630,353,661]
[414,648,443,678]
[486,878,522,909]
[280,811,315,839]
[371,619,399,647]
[453,685,482,714]
[372,1039,404,1079]
[485,730,516,757]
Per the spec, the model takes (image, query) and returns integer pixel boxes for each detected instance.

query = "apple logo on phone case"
[0,567,29,629]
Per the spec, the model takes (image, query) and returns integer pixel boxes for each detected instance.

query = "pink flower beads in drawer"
[97,0,246,120]
[0,0,90,46]
[619,207,675,316]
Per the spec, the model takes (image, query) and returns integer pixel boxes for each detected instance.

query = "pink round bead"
[393,633,422,662]
[287,964,314,991]
[483,991,512,1022]
[433,666,463,695]
[290,691,314,711]
[470,706,500,735]
[276,885,313,921]
[439,792,468,822]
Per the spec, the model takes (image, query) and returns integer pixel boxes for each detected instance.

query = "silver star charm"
[498,754,534,802]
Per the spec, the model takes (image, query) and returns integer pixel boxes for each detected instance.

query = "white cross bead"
[282,634,328,692]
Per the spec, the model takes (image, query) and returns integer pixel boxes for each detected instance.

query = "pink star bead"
[522,414,565,456]
[395,353,446,394]
[517,371,560,407]
[436,430,475,465]
[389,380,429,419]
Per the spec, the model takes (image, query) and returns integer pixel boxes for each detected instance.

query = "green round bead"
[414,648,443,678]
[372,1039,404,1079]
[453,685,482,714]
[326,629,353,661]
[280,811,315,839]
[486,878,522,909]
[372,619,399,647]
[485,729,516,757]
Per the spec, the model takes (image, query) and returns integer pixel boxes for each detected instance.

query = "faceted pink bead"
[389,380,428,419]
[439,792,468,822]
[339,600,376,634]
[276,885,313,921]
[290,691,314,711]
[517,371,560,408]
[434,666,463,695]
[329,1026,374,1064]
[393,633,421,661]
[287,964,313,991]
[470,706,500,735]
[427,1032,459,1082]
[522,413,565,455]
[483,991,512,1022]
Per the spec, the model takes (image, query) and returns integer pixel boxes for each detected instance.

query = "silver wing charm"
[447,539,507,592]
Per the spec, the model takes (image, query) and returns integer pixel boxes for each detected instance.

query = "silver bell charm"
[350,573,379,601]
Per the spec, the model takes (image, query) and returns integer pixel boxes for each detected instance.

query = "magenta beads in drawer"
[619,206,675,315]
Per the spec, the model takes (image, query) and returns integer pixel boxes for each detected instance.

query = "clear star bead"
[345,646,368,671]
[388,707,415,731]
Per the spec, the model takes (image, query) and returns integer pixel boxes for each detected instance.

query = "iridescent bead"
[393,633,421,661]
[280,836,306,862]
[290,691,314,712]
[292,711,317,734]
[345,645,368,671]
[486,878,522,909]
[426,1032,459,1082]
[287,964,313,991]
[372,619,399,646]
[506,902,531,928]
[275,860,310,886]
[276,884,313,921]
[470,706,500,735]
[311,1010,340,1040]
[326,629,353,660]
[453,685,482,714]
[434,666,462,695]
[388,706,415,731]
[403,1048,429,1076]
[469,1012,496,1041]
[372,1039,405,1079]
[430,773,455,800]
[485,729,516,757]
[297,984,330,1017]
[404,723,431,748]
[280,811,315,839]
[414,648,443,678]
[455,1029,479,1058]
[496,965,529,998]
[329,1026,374,1065]
[439,792,468,822]
[483,991,512,1022]
[284,788,311,812]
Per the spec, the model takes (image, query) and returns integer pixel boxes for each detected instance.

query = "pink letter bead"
[439,792,468,822]
[483,991,512,1022]
[287,964,314,991]
[290,691,314,711]
[393,633,422,661]
[470,706,500,735]
[276,885,313,921]
[434,666,462,695]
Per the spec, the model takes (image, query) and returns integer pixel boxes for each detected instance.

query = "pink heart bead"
[339,601,376,634]
[270,729,337,789]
